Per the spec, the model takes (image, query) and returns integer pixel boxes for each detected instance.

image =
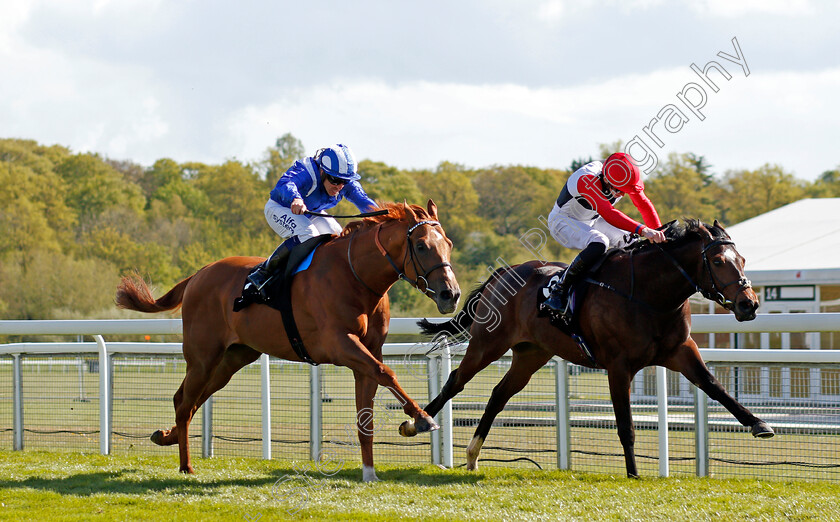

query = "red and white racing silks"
[556,161,661,234]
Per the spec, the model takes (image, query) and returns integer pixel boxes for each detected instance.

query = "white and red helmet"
[603,152,643,194]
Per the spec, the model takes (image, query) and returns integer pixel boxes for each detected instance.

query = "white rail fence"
[2,314,839,480]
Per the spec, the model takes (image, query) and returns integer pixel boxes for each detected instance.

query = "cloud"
[225,64,840,179]
[1,1,837,180]
[536,1,565,22]
[690,0,815,17]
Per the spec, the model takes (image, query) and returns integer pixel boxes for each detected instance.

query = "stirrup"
[558,300,573,325]
[543,287,572,324]
[543,282,569,312]
[246,271,274,298]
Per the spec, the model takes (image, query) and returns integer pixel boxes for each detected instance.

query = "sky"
[1,0,838,181]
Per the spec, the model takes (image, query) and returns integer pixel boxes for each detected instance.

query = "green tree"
[474,165,563,237]
[568,157,594,172]
[718,164,806,224]
[358,160,423,204]
[192,160,270,234]
[411,162,483,246]
[261,133,306,181]
[643,153,721,223]
[807,167,840,197]
[0,249,118,319]
[55,153,145,230]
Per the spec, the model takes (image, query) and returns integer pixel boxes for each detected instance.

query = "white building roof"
[725,198,840,285]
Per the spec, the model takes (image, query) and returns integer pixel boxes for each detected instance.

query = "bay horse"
[403,219,774,478]
[115,200,460,482]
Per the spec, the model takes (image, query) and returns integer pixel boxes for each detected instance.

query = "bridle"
[348,219,452,297]
[656,237,752,310]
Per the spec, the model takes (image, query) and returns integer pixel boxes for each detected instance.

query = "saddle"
[537,259,610,367]
[233,234,332,365]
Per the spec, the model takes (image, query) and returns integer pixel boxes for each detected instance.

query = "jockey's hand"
[641,226,666,243]
[290,198,307,215]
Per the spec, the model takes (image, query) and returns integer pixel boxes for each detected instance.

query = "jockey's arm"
[627,190,662,229]
[579,178,641,233]
[344,181,378,212]
[270,162,311,207]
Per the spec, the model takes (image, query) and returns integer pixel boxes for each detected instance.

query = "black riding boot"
[246,244,290,297]
[544,242,606,321]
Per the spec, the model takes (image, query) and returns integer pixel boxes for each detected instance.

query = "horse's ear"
[403,200,415,220]
[427,199,439,220]
[713,219,725,230]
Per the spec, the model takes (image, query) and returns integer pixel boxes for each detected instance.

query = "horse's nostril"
[440,289,453,301]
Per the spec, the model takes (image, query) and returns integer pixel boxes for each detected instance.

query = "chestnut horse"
[404,219,774,478]
[116,201,460,482]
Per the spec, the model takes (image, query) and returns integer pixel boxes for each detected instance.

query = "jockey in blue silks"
[246,144,378,295]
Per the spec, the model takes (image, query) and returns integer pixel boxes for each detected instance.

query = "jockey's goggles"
[324,173,347,186]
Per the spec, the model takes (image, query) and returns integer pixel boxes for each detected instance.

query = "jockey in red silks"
[543,152,666,321]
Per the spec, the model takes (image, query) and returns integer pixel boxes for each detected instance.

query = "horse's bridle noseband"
[349,219,452,297]
[657,238,752,310]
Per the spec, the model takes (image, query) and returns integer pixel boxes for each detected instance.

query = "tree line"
[1,135,839,321]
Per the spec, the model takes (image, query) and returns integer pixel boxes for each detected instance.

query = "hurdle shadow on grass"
[0,469,286,497]
[315,466,484,486]
[0,464,481,496]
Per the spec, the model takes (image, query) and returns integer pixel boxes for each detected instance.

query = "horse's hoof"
[362,466,379,482]
[751,421,775,438]
[179,465,195,474]
[414,415,440,434]
[466,460,478,471]
[627,473,640,479]
[150,430,165,446]
[399,420,417,437]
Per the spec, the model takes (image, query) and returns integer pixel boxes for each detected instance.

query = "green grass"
[3,358,840,484]
[0,450,838,521]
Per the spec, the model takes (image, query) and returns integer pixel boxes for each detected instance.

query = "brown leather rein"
[348,220,451,297]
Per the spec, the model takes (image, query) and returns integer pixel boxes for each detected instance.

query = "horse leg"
[352,371,380,482]
[465,347,552,471]
[332,334,437,436]
[664,339,774,437]
[151,345,260,449]
[402,337,513,437]
[151,381,185,446]
[607,370,639,478]
[423,342,503,419]
[171,364,215,473]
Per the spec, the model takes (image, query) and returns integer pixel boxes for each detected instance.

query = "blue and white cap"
[315,144,360,181]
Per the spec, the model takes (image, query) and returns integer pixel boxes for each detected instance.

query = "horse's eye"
[713,259,724,266]
[416,242,426,251]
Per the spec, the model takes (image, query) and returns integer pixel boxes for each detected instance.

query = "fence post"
[440,343,453,468]
[261,353,271,460]
[310,364,322,461]
[94,335,110,455]
[554,358,570,470]
[694,386,709,477]
[656,366,669,477]
[202,396,213,458]
[12,354,23,451]
[427,355,441,466]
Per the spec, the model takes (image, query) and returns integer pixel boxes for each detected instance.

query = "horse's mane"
[339,202,432,236]
[620,218,729,254]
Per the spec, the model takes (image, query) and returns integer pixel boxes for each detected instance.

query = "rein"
[304,209,390,219]
[653,238,752,310]
[348,219,452,297]
[584,236,751,312]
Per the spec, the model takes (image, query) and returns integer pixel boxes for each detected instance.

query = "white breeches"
[547,203,631,250]
[264,199,342,243]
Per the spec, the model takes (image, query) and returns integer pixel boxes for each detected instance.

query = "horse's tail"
[416,267,505,340]
[115,272,193,314]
